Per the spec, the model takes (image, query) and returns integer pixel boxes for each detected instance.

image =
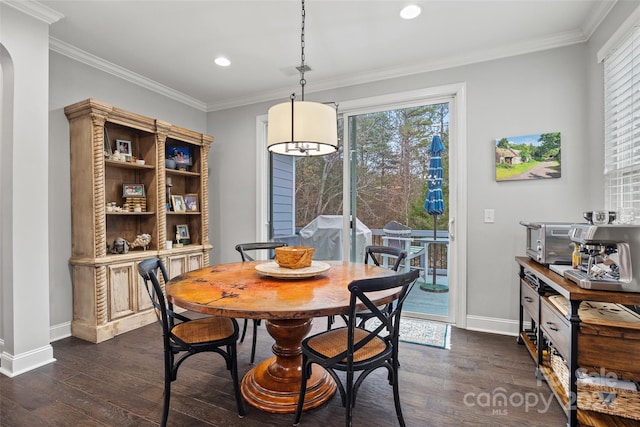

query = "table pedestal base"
[240,318,336,414]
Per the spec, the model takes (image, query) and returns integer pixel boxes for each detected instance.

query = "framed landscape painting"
[495,132,561,182]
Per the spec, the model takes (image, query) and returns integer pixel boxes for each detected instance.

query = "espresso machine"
[564,224,640,292]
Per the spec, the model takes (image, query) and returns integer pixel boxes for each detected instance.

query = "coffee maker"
[564,224,640,292]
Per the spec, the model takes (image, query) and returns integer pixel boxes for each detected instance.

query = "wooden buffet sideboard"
[516,256,640,427]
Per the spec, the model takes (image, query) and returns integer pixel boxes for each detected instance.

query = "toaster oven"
[519,221,573,265]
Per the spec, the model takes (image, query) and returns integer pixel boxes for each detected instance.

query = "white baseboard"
[0,344,55,377]
[464,315,526,337]
[50,321,72,342]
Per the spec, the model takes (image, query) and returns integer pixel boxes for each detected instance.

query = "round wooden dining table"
[165,260,399,414]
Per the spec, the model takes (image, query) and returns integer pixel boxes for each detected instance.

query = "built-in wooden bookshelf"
[65,99,213,343]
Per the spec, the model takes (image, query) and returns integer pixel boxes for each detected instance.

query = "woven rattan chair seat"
[172,316,236,344]
[294,269,419,427]
[307,327,387,363]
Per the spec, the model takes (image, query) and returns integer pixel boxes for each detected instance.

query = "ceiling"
[38,0,615,112]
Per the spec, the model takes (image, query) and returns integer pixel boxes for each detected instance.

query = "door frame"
[256,83,468,328]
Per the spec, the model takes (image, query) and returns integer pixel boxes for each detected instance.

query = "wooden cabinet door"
[188,253,203,271]
[168,255,187,279]
[107,262,136,320]
[135,261,154,311]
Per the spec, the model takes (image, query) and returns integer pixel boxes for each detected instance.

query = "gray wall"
[43,1,638,336]
[48,52,207,334]
[207,1,638,332]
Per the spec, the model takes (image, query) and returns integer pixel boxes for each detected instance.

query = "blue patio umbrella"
[423,135,447,292]
[424,135,445,217]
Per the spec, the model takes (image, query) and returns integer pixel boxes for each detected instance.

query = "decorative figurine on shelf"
[174,230,183,248]
[129,233,151,250]
[166,177,172,211]
[108,237,129,254]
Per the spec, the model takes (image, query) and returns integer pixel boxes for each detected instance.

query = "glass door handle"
[448,218,455,241]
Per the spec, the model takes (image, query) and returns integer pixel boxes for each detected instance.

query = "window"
[604,25,640,212]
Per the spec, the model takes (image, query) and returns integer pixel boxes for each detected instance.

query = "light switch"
[484,209,495,223]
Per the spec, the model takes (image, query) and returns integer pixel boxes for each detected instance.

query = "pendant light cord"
[300,0,306,101]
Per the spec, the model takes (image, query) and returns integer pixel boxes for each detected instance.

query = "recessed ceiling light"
[400,4,421,20]
[214,56,231,67]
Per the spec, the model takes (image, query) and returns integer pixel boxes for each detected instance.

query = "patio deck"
[404,275,449,317]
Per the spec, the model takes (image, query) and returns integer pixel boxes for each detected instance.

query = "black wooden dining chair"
[138,258,245,426]
[293,268,419,427]
[235,241,287,363]
[356,245,408,327]
[327,245,408,329]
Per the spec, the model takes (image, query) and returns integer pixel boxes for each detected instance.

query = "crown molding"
[205,28,588,112]
[2,0,63,24]
[581,0,617,40]
[49,37,207,112]
[597,1,640,63]
[43,0,610,114]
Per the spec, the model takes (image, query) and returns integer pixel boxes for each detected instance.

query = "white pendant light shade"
[268,100,338,156]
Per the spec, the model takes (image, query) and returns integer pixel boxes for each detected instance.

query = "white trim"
[581,0,617,41]
[340,82,468,328]
[0,345,55,378]
[2,0,63,24]
[338,84,467,114]
[597,3,640,63]
[206,29,595,112]
[39,0,615,113]
[342,122,351,262]
[256,114,269,242]
[49,321,71,342]
[452,84,468,329]
[49,37,207,111]
[465,315,522,337]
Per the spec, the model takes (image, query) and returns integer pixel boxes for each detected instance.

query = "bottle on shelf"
[572,243,581,269]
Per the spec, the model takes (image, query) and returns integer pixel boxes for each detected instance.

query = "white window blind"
[604,26,640,212]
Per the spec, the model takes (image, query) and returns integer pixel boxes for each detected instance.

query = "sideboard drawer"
[541,298,570,358]
[521,280,539,323]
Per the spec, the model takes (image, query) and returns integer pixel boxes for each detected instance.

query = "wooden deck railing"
[370,229,448,275]
[277,228,449,276]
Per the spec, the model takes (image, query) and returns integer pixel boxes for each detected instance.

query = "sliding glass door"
[343,101,452,321]
[264,87,464,325]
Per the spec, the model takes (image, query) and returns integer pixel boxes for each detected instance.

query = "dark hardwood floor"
[1,319,569,426]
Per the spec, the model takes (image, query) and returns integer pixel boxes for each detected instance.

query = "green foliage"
[537,132,561,160]
[295,103,450,232]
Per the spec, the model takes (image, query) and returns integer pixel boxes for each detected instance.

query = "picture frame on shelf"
[104,127,112,157]
[171,195,186,212]
[176,224,190,241]
[122,183,145,198]
[184,193,198,212]
[116,139,132,160]
[166,145,192,166]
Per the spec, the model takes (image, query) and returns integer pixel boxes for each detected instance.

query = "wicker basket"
[551,347,640,420]
[577,379,640,420]
[274,246,314,269]
[550,349,570,396]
